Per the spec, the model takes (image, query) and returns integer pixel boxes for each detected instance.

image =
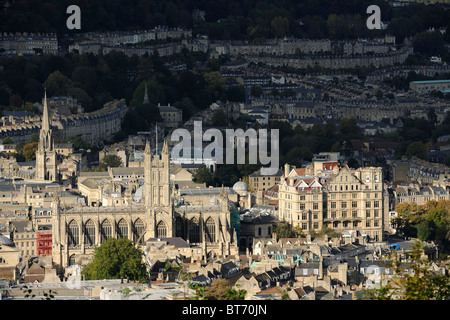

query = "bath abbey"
[33,94,239,268]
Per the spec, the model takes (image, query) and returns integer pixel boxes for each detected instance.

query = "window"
[84,220,95,246]
[134,219,145,244]
[157,221,167,238]
[68,220,79,247]
[101,219,112,244]
[205,218,215,243]
[118,219,128,239]
[352,201,357,208]
[374,210,379,218]
[189,218,200,243]
[313,203,319,210]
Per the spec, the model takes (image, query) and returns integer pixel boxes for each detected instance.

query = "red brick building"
[36,228,52,256]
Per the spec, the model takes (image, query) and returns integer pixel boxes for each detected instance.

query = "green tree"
[101,154,123,168]
[271,16,289,38]
[22,142,38,161]
[211,108,228,127]
[417,220,435,242]
[2,136,13,145]
[405,141,428,160]
[193,164,214,186]
[362,241,450,300]
[251,85,263,97]
[347,158,360,169]
[44,71,73,96]
[82,238,148,283]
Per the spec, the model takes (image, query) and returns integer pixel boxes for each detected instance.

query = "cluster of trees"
[389,111,450,165]
[3,134,39,162]
[0,50,248,140]
[2,1,449,42]
[392,200,450,250]
[362,241,450,300]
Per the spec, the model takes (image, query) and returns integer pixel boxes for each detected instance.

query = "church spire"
[162,139,169,155]
[143,82,149,104]
[42,88,50,132]
[144,139,152,155]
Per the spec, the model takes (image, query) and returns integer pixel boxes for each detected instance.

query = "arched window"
[69,254,76,266]
[189,218,200,243]
[84,220,95,246]
[117,219,128,239]
[157,221,167,238]
[205,218,215,243]
[175,217,184,238]
[68,220,79,247]
[101,219,112,244]
[133,219,145,244]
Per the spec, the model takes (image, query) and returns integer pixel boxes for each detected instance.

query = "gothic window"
[69,254,76,266]
[205,218,215,243]
[157,220,167,238]
[189,218,200,243]
[133,219,145,244]
[117,219,128,239]
[101,219,112,244]
[68,220,79,247]
[175,217,184,238]
[84,220,95,246]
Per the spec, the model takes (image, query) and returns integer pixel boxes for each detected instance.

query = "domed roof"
[0,234,15,247]
[232,179,248,192]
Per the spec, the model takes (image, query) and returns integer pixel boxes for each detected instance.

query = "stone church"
[35,91,57,182]
[35,93,239,268]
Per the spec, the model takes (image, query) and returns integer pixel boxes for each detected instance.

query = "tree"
[413,31,445,57]
[211,108,228,127]
[193,164,214,186]
[22,142,38,161]
[2,136,13,145]
[101,154,123,168]
[82,238,148,283]
[417,220,435,242]
[405,141,428,160]
[251,85,263,97]
[362,241,450,300]
[347,158,360,169]
[204,279,230,300]
[44,71,73,96]
[271,16,289,38]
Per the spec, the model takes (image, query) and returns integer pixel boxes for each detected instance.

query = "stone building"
[278,162,386,243]
[50,140,239,268]
[0,32,58,55]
